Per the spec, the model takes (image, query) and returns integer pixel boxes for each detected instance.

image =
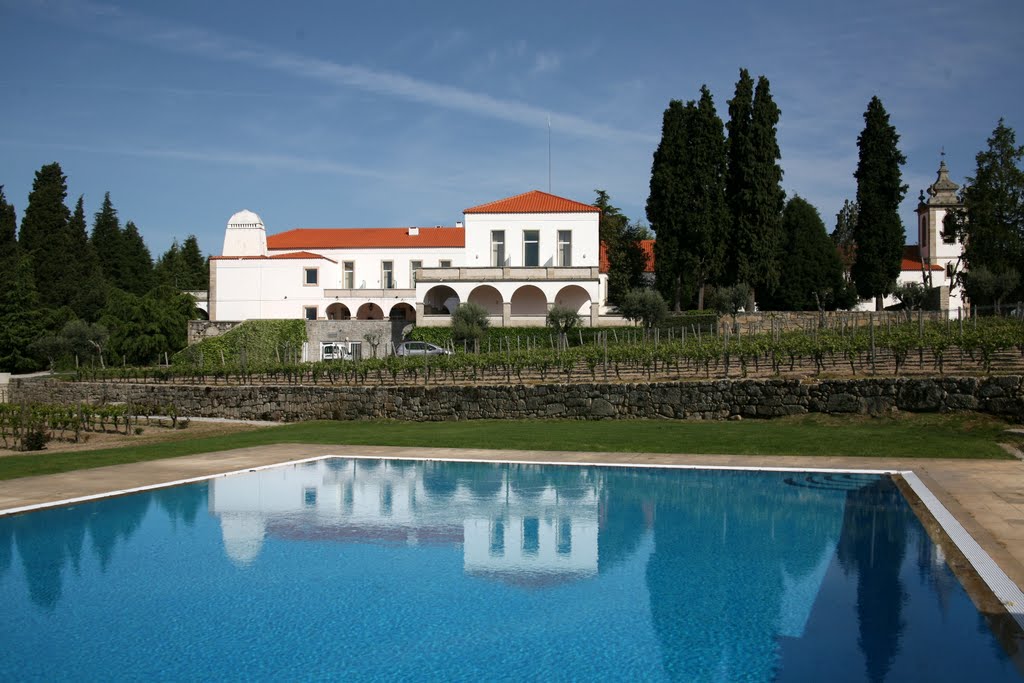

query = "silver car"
[395,341,451,356]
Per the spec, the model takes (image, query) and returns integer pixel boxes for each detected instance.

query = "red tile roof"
[599,239,656,273]
[901,245,944,272]
[464,190,600,214]
[211,251,337,263]
[267,227,464,250]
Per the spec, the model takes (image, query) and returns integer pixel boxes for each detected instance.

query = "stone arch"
[510,285,547,316]
[356,302,383,320]
[424,285,459,315]
[554,285,591,315]
[467,285,503,315]
[326,302,351,320]
[389,302,416,322]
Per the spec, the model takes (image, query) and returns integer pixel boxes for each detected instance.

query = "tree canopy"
[595,190,647,306]
[851,96,907,307]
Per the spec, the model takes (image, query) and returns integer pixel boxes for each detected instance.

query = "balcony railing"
[416,266,600,282]
[323,288,416,298]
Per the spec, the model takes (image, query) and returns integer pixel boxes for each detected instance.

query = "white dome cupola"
[222,209,268,256]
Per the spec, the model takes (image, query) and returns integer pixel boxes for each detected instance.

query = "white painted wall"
[212,257,340,320]
[268,246,465,289]
[463,212,599,268]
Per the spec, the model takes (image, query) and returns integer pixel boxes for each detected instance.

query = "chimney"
[455,221,464,228]
[408,227,419,236]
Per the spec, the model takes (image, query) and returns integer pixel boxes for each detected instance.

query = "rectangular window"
[303,487,317,507]
[303,267,319,286]
[439,260,452,268]
[304,306,317,321]
[410,260,422,287]
[523,230,540,267]
[382,261,394,289]
[557,230,572,267]
[491,230,505,267]
[343,261,355,289]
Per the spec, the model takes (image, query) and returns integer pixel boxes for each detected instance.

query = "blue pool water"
[0,459,1020,682]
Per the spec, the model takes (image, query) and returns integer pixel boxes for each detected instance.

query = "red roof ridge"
[211,251,337,263]
[267,226,464,250]
[464,190,600,214]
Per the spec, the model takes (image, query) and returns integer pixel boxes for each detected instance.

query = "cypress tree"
[851,96,907,308]
[69,196,108,322]
[0,186,18,284]
[154,241,185,289]
[679,86,728,310]
[91,192,123,288]
[120,220,154,295]
[766,196,847,310]
[725,68,755,285]
[647,100,690,310]
[0,254,44,372]
[746,75,785,302]
[832,199,859,274]
[18,162,72,309]
[181,235,208,290]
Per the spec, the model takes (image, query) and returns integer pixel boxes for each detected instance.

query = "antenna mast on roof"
[547,115,552,193]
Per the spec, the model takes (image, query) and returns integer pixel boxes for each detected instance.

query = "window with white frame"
[382,261,394,289]
[523,230,539,267]
[557,230,572,267]
[304,306,318,320]
[439,260,452,268]
[410,260,422,287]
[343,261,355,289]
[303,267,319,286]
[491,230,505,267]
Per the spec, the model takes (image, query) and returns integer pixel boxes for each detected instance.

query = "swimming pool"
[0,458,1020,681]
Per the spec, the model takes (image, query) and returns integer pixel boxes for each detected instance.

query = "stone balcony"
[323,288,416,299]
[416,266,601,283]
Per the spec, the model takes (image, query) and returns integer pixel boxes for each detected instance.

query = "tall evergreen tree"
[154,240,186,289]
[851,96,907,308]
[765,196,848,310]
[68,196,108,321]
[943,119,1024,302]
[120,220,154,296]
[725,68,755,285]
[0,254,44,372]
[18,162,73,309]
[594,191,645,305]
[91,192,123,288]
[647,100,690,310]
[832,199,859,275]
[0,186,18,284]
[679,86,729,309]
[726,72,785,305]
[180,235,208,290]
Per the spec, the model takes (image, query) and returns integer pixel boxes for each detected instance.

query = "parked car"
[395,341,451,356]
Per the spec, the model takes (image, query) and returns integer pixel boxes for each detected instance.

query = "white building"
[856,157,966,314]
[209,190,607,327]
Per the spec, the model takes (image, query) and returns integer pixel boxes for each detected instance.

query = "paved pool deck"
[1,445,1023,593]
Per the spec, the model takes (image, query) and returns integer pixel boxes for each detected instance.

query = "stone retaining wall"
[9,376,1023,423]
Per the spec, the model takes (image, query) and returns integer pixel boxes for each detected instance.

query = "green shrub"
[173,320,307,371]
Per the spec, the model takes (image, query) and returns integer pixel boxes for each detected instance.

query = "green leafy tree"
[0,255,44,372]
[681,86,729,310]
[726,72,785,306]
[101,286,195,365]
[91,192,123,288]
[961,265,1020,313]
[120,220,154,295]
[705,283,749,317]
[18,162,73,309]
[451,302,489,347]
[648,100,690,310]
[943,119,1024,303]
[851,96,907,308]
[180,235,208,290]
[832,199,858,275]
[616,288,668,328]
[595,190,646,305]
[0,185,18,289]
[765,197,849,311]
[546,305,581,335]
[67,195,108,321]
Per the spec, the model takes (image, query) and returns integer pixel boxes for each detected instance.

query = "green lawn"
[0,413,1019,481]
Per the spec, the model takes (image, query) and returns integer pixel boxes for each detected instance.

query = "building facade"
[209,191,609,328]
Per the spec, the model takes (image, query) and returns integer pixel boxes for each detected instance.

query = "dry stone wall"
[10,376,1023,423]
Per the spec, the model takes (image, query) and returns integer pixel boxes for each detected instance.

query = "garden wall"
[9,376,1023,423]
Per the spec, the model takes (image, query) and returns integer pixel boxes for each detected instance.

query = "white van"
[320,342,358,361]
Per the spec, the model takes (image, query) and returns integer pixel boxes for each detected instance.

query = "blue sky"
[1,0,1021,259]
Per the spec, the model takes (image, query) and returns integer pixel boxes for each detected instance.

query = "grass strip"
[0,413,1018,481]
